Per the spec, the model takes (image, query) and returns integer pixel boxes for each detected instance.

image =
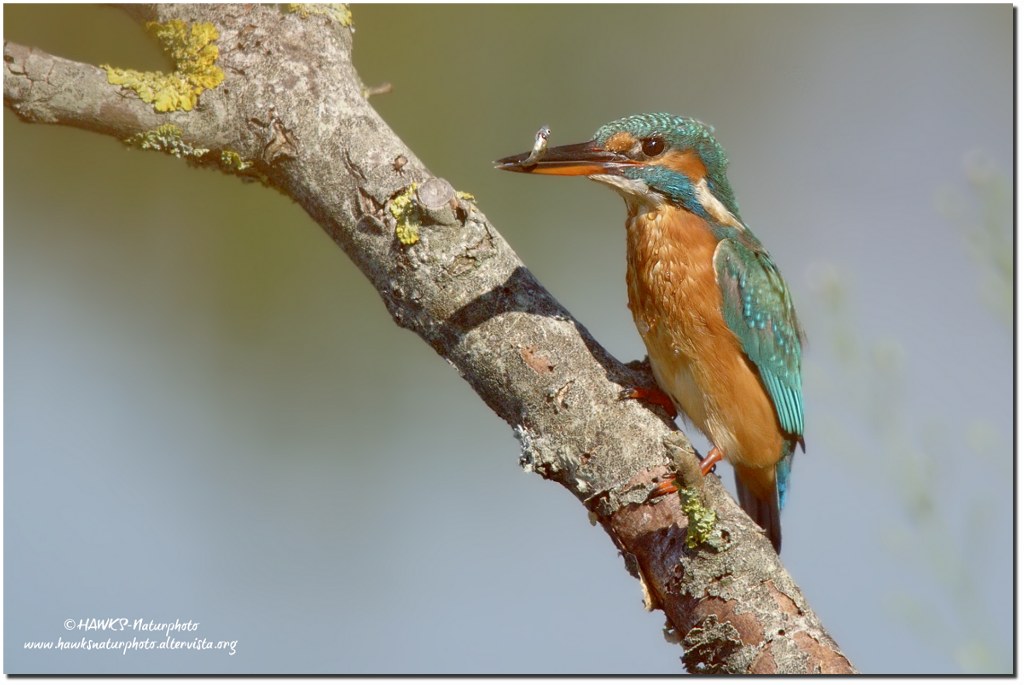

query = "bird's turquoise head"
[496,113,743,227]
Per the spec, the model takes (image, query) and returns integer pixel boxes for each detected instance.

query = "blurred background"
[4,4,1011,674]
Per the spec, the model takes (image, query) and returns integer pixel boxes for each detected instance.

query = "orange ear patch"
[604,131,637,153]
[661,149,707,182]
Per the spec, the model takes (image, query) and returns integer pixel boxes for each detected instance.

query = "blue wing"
[713,237,804,441]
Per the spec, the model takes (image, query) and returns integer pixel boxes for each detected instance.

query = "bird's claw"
[647,475,680,501]
[619,385,678,420]
[647,433,699,502]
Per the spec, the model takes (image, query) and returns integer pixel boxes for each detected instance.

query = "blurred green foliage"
[937,152,1012,329]
[807,156,1011,672]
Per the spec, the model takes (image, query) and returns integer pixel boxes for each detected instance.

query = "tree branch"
[4,4,854,673]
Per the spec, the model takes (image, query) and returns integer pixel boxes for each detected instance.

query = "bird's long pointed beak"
[494,140,634,176]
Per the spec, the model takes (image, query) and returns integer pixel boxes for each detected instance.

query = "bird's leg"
[648,446,723,499]
[619,385,678,420]
[699,446,724,476]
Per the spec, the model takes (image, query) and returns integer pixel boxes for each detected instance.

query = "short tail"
[735,476,782,554]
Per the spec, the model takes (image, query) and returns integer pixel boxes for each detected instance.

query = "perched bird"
[496,113,804,553]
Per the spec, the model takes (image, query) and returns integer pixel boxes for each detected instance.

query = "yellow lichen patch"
[456,190,476,202]
[219,150,273,186]
[679,487,717,549]
[284,3,353,27]
[389,183,420,245]
[103,19,224,113]
[125,124,210,159]
[221,150,253,171]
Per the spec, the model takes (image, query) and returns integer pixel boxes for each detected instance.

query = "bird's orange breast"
[624,205,785,499]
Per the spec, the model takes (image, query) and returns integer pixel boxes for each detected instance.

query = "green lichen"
[220,150,253,172]
[103,19,224,113]
[125,124,209,159]
[219,150,270,185]
[679,487,717,549]
[284,3,353,27]
[456,190,476,202]
[389,183,420,246]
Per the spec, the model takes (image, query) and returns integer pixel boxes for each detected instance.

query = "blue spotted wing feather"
[713,238,805,441]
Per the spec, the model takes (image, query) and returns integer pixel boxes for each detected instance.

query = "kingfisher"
[496,113,804,553]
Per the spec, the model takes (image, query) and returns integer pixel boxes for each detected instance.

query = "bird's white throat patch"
[589,174,662,214]
[591,173,744,230]
[695,178,744,230]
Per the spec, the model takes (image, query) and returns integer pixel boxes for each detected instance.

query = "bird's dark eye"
[641,137,666,157]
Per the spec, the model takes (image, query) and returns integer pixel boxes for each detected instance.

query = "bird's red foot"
[648,477,679,499]
[620,385,677,420]
[699,447,724,476]
[648,447,725,501]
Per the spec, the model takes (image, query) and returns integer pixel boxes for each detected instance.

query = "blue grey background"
[5,4,1012,674]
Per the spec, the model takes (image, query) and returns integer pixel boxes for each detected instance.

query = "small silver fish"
[521,125,551,167]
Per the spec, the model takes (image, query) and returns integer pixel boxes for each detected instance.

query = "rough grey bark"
[4,4,855,673]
